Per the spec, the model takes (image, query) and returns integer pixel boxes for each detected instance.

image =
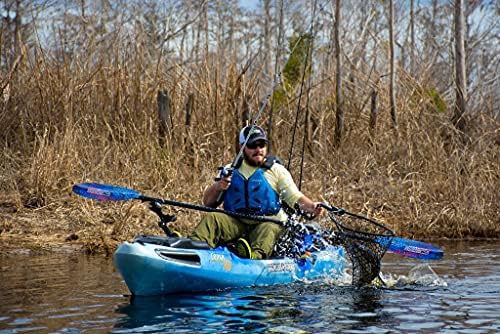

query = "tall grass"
[0,41,498,253]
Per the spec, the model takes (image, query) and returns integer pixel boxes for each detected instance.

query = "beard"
[243,150,265,167]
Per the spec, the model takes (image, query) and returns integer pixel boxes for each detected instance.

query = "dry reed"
[0,39,498,254]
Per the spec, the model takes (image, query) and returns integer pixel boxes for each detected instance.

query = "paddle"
[72,182,284,224]
[73,182,443,260]
[319,203,444,260]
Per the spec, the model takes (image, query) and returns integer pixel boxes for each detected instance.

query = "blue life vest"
[223,164,281,216]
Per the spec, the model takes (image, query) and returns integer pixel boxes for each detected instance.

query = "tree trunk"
[13,0,23,59]
[389,0,398,131]
[194,1,203,63]
[334,0,343,146]
[267,0,284,153]
[203,1,209,59]
[263,0,272,77]
[369,90,379,138]
[229,0,237,61]
[452,0,467,131]
[410,0,416,75]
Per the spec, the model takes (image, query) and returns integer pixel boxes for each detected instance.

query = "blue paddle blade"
[379,236,444,260]
[72,183,141,201]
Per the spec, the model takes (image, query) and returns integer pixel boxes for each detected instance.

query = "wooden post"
[184,93,197,169]
[242,97,250,125]
[184,93,194,145]
[185,93,193,127]
[369,89,379,138]
[157,90,171,146]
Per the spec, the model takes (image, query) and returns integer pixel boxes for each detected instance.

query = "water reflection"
[345,287,384,323]
[112,284,391,333]
[114,290,272,333]
[293,284,389,332]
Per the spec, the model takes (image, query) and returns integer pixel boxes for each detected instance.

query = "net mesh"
[325,209,394,286]
[273,208,394,286]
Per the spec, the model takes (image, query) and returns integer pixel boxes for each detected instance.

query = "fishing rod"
[213,72,283,204]
[217,72,283,180]
[213,35,306,202]
[287,0,318,189]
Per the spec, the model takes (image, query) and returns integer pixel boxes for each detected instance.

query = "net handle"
[319,203,395,237]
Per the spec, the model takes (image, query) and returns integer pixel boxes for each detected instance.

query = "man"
[190,125,324,259]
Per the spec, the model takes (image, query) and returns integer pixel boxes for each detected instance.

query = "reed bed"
[0,42,498,254]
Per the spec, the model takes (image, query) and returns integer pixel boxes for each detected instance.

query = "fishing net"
[324,208,394,286]
[273,207,394,286]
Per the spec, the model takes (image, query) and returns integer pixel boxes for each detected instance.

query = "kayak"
[72,183,442,293]
[114,235,347,296]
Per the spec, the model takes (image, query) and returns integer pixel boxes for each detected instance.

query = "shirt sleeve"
[270,164,304,208]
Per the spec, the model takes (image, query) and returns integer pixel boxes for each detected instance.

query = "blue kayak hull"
[114,239,346,296]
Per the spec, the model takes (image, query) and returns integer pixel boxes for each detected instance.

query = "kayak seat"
[169,238,211,250]
[133,235,210,250]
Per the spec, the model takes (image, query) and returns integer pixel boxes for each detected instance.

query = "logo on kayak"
[210,253,232,271]
[267,262,295,272]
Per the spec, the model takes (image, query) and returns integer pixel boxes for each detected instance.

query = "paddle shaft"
[140,195,284,225]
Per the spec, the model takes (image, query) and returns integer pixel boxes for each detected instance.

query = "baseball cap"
[238,125,268,145]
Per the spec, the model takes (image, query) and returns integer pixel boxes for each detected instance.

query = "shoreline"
[2,198,498,255]
[1,231,498,256]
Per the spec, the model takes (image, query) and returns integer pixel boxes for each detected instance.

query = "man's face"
[243,140,267,166]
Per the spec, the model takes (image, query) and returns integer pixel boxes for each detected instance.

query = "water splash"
[380,264,448,288]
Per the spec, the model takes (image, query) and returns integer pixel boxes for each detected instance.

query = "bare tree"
[267,0,284,152]
[409,0,415,75]
[263,0,273,76]
[334,0,343,146]
[202,1,209,59]
[0,0,40,68]
[388,0,398,131]
[452,0,467,131]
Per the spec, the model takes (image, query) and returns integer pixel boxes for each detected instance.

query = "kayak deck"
[114,236,346,296]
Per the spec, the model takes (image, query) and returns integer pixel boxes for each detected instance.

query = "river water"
[0,240,498,333]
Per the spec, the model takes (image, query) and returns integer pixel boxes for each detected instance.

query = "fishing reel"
[214,166,234,181]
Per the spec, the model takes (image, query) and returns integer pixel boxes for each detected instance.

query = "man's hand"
[295,197,326,219]
[203,174,232,207]
[216,175,232,192]
[312,202,326,218]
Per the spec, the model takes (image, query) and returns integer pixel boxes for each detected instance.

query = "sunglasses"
[246,141,267,149]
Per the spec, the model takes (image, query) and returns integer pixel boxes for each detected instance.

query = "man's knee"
[259,222,283,236]
[250,223,283,258]
[200,212,221,224]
